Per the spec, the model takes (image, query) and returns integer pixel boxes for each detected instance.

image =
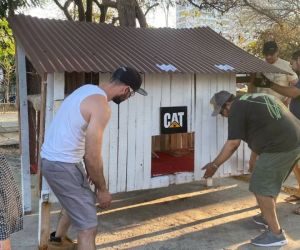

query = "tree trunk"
[99,6,108,23]
[86,0,93,22]
[117,0,137,27]
[75,0,86,21]
[136,4,147,28]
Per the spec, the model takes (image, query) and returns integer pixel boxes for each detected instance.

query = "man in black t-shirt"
[202,91,300,247]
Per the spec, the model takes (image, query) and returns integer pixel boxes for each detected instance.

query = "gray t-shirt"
[228,94,300,154]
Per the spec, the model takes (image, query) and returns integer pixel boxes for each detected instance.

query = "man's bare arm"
[270,83,300,99]
[202,140,241,178]
[81,95,111,191]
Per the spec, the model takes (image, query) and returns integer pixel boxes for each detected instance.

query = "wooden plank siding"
[46,72,249,194]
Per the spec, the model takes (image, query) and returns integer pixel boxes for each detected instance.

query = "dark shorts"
[249,146,300,197]
[41,159,98,230]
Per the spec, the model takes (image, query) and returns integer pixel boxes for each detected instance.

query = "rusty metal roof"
[8,14,287,75]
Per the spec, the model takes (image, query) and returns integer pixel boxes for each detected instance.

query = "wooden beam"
[37,73,51,249]
[38,72,65,249]
[16,43,32,213]
[38,201,51,250]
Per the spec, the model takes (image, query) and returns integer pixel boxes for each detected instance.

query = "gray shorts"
[249,146,300,197]
[41,159,98,230]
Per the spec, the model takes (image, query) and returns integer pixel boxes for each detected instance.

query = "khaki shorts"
[249,146,300,197]
[41,159,98,230]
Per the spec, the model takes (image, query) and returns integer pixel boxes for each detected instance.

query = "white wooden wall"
[194,73,251,181]
[100,72,250,193]
[40,72,250,196]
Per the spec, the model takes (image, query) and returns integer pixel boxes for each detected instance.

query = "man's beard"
[112,95,127,104]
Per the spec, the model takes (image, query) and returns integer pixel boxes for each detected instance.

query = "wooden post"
[37,73,50,250]
[38,72,65,249]
[16,43,32,213]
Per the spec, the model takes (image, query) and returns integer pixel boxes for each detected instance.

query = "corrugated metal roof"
[8,14,287,75]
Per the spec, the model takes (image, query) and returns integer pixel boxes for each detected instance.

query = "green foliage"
[246,24,300,60]
[0,18,14,59]
[0,0,41,18]
[0,18,15,101]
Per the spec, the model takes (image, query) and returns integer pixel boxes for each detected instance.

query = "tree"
[246,24,300,60]
[52,0,156,27]
[0,0,41,18]
[0,18,15,102]
[181,0,300,27]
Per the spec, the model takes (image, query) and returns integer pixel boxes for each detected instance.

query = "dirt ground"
[1,145,299,250]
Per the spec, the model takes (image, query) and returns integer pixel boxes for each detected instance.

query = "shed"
[8,14,286,248]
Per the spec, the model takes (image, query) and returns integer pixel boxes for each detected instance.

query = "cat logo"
[160,106,187,134]
[169,121,181,128]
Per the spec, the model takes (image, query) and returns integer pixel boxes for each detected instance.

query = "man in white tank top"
[41,67,147,250]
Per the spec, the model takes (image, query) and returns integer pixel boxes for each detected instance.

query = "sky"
[23,1,176,28]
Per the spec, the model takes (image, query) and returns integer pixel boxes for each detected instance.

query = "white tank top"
[41,84,107,163]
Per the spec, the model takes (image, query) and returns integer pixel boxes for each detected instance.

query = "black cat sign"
[160,106,188,134]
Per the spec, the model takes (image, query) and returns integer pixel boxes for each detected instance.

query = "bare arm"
[270,83,300,99]
[202,139,241,178]
[249,150,258,173]
[81,95,111,191]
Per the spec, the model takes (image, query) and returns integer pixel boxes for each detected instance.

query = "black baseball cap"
[210,90,234,116]
[112,67,147,96]
[263,41,278,55]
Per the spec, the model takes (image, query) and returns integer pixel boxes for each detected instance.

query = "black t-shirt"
[290,79,300,119]
[228,94,300,154]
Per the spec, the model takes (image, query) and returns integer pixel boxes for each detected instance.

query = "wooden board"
[16,44,32,213]
[98,72,248,192]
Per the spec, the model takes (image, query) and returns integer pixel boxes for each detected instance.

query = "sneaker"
[48,231,77,250]
[251,229,288,247]
[252,214,268,227]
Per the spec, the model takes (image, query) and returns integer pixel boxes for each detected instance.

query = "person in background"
[269,50,300,214]
[256,41,298,105]
[249,41,300,204]
[0,153,23,250]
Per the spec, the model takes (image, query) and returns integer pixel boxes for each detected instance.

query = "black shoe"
[48,231,76,250]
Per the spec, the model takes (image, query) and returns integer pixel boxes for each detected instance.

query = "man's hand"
[97,189,112,209]
[249,151,258,173]
[248,159,256,173]
[202,162,218,179]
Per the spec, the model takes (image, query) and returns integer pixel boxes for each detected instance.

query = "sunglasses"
[125,87,135,98]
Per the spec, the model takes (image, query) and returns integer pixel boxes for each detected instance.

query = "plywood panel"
[194,73,247,180]
[209,75,219,178]
[117,100,128,192]
[134,84,145,190]
[142,75,152,189]
[194,74,207,180]
[108,102,118,193]
[99,73,111,188]
[126,92,137,191]
[150,74,163,136]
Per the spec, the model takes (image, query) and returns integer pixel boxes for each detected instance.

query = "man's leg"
[77,227,97,250]
[55,209,72,239]
[293,162,300,197]
[255,194,281,234]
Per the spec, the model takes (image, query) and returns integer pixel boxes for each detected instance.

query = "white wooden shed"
[8,15,286,248]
